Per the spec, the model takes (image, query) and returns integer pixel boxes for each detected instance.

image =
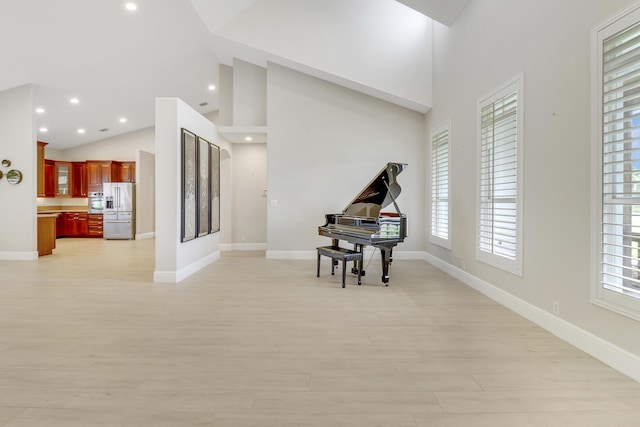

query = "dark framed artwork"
[197,136,211,237]
[181,128,197,242]
[210,142,221,233]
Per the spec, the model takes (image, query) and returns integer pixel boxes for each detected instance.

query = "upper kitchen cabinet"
[118,161,135,182]
[44,160,55,197]
[55,161,73,197]
[87,161,118,192]
[37,141,47,197]
[72,162,88,197]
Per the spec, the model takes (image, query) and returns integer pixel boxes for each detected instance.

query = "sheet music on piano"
[318,162,408,285]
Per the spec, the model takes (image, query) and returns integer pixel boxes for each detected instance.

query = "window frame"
[430,121,452,250]
[476,74,524,276]
[591,1,640,321]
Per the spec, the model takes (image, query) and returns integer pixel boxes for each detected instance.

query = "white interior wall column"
[154,97,226,282]
[0,84,37,260]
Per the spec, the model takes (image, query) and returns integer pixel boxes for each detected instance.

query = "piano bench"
[316,246,363,288]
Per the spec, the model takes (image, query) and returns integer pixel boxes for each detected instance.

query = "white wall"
[425,0,640,364]
[0,85,37,259]
[232,59,266,126]
[231,143,267,248]
[59,127,155,161]
[266,63,425,258]
[212,0,433,112]
[136,150,155,238]
[154,97,230,282]
[43,146,63,161]
[218,64,234,126]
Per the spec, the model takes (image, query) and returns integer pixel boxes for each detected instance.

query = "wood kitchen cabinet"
[87,162,101,191]
[54,212,100,238]
[41,159,133,195]
[55,161,73,197]
[72,162,88,197]
[37,141,47,197]
[44,160,55,197]
[37,215,56,256]
[88,214,103,237]
[55,213,65,238]
[87,161,119,192]
[64,212,88,236]
[118,161,135,182]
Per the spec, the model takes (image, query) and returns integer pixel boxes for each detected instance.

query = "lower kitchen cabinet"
[46,212,104,238]
[37,215,57,256]
[88,214,103,237]
[64,212,88,236]
[55,213,65,237]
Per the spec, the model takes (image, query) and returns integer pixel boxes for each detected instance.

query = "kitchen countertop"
[37,204,89,213]
[37,209,90,214]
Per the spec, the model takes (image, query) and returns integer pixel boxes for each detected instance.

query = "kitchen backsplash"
[37,197,87,208]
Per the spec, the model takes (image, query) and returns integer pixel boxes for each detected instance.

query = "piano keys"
[318,162,408,285]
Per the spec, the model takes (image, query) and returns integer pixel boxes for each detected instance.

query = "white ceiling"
[1,0,469,150]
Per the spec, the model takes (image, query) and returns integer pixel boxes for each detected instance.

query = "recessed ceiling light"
[70,98,79,104]
[125,2,137,11]
[39,127,48,132]
[119,117,127,123]
[35,108,45,114]
[208,85,216,91]
[245,136,253,141]
[77,128,85,134]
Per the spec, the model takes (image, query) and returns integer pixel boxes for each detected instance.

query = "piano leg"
[331,239,340,273]
[351,244,365,279]
[380,248,391,285]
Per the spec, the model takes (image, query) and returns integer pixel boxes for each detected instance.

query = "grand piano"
[318,162,408,285]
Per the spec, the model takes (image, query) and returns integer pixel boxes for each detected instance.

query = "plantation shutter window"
[430,123,451,249]
[600,20,640,300]
[592,3,640,320]
[477,76,523,275]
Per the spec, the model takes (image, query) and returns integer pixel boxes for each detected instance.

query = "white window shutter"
[600,20,640,300]
[430,122,451,249]
[477,76,523,275]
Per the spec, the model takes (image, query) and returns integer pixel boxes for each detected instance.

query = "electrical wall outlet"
[552,301,560,316]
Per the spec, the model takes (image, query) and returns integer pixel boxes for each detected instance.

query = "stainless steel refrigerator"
[103,182,135,240]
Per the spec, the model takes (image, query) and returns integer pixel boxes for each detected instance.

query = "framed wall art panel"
[210,142,221,233]
[181,128,197,242]
[197,136,211,237]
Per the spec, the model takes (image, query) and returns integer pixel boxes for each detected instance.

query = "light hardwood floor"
[1,238,640,426]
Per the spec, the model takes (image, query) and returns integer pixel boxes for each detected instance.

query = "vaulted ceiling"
[0,0,469,149]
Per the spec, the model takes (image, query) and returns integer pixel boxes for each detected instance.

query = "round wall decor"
[6,169,22,184]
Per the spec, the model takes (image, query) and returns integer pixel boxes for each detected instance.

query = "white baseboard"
[220,243,267,252]
[153,271,178,283]
[135,232,155,240]
[424,252,640,383]
[153,251,220,283]
[0,251,38,261]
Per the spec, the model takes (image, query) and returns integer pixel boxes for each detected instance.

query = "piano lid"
[343,162,407,218]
